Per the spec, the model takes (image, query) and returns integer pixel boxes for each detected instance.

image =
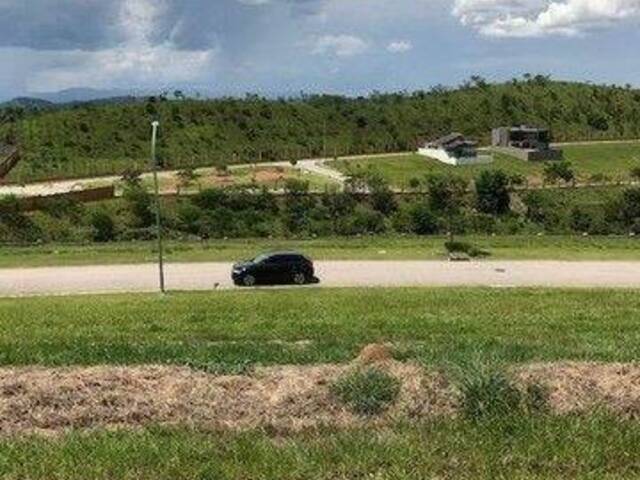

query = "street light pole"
[150,121,165,293]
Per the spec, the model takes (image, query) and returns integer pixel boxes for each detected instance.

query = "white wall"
[417,147,493,166]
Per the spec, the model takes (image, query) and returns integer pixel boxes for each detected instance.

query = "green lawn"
[1,288,639,368]
[3,287,640,478]
[3,416,640,479]
[329,141,640,188]
[2,235,640,268]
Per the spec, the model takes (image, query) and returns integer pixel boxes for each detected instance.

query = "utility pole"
[322,118,327,158]
[150,121,165,293]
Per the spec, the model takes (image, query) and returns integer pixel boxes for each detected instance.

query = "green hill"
[3,76,640,182]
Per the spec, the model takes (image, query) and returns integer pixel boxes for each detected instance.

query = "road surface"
[1,261,640,297]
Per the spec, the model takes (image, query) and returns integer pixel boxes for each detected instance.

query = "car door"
[258,255,287,284]
[271,255,293,283]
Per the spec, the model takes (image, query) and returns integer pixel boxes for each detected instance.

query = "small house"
[491,125,563,161]
[417,133,492,166]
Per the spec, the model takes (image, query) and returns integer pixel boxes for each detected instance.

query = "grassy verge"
[2,235,640,268]
[3,417,640,479]
[1,288,639,367]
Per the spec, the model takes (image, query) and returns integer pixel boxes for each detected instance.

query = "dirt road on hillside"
[1,261,640,297]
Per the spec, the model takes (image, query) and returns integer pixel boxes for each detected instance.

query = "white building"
[418,133,492,166]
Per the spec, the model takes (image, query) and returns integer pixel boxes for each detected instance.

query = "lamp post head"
[151,121,160,128]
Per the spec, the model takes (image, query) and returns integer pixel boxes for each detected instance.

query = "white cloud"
[453,0,640,37]
[386,40,413,53]
[22,0,218,92]
[311,34,368,57]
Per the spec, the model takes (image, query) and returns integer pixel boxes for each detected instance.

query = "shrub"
[409,202,438,235]
[331,368,401,416]
[570,205,605,234]
[89,210,116,242]
[460,371,548,421]
[544,161,575,185]
[444,241,489,258]
[122,184,155,228]
[348,205,387,235]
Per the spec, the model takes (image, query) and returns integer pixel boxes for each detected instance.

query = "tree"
[89,210,116,242]
[122,183,154,229]
[475,170,511,215]
[425,173,469,241]
[365,171,397,215]
[618,187,640,227]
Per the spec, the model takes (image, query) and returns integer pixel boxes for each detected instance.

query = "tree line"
[2,170,639,245]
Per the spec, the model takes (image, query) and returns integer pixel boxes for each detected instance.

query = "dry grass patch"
[515,362,640,417]
[2,356,640,437]
[0,359,455,437]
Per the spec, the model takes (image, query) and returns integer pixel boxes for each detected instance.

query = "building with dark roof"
[491,125,563,161]
[418,133,492,166]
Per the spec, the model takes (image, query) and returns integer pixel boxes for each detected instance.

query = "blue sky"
[1,0,639,101]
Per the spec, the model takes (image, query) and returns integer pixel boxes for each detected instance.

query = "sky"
[1,0,640,101]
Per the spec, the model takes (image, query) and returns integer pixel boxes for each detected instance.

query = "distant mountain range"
[0,88,143,110]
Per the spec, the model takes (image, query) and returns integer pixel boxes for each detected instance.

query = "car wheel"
[293,272,307,285]
[242,274,256,287]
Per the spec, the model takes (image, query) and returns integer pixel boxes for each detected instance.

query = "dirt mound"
[0,363,455,437]
[355,344,393,365]
[515,362,640,417]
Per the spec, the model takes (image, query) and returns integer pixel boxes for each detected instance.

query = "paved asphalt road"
[1,261,640,297]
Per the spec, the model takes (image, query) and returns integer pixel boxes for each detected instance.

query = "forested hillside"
[2,76,640,181]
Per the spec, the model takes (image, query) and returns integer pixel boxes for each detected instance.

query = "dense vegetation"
[2,76,640,181]
[2,169,639,244]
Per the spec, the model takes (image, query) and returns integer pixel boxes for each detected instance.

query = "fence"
[19,185,116,211]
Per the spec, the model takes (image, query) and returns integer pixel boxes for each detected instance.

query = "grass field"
[1,288,639,367]
[3,416,640,479]
[2,235,640,268]
[3,287,640,478]
[329,141,640,188]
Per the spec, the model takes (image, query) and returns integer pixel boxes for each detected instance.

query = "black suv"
[232,252,316,287]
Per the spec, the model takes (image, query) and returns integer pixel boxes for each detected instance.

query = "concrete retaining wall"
[493,147,564,162]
